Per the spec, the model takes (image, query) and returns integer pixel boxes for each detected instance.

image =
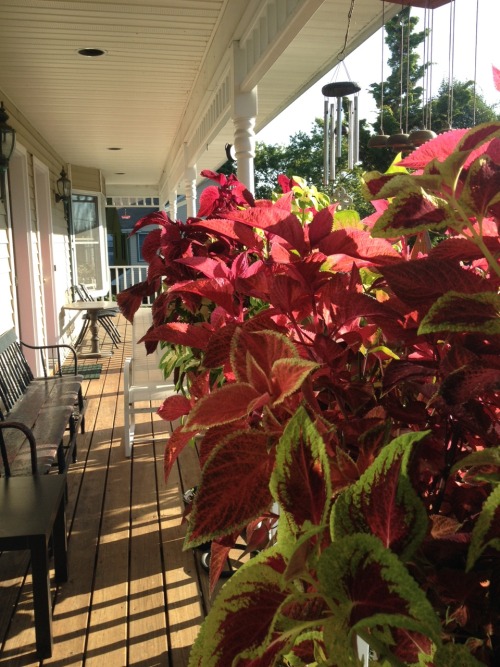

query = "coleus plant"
[118,121,500,666]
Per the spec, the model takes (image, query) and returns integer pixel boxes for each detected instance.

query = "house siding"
[0,91,84,357]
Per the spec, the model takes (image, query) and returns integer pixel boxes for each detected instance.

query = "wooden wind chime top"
[382,0,451,8]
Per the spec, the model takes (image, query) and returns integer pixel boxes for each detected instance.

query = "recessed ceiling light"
[78,48,107,57]
[107,147,122,151]
[115,172,126,175]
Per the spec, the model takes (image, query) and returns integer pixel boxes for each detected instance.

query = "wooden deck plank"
[0,315,208,666]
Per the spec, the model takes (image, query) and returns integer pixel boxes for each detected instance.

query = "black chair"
[71,285,121,348]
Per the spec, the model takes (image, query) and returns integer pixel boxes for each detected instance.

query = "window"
[71,194,108,292]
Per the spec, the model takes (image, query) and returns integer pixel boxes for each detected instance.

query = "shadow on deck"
[0,315,209,666]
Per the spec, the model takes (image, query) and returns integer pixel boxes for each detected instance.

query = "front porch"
[0,315,208,666]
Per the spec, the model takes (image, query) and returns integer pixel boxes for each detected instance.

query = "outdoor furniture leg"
[30,535,53,659]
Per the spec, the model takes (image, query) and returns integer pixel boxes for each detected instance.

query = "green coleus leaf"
[271,406,332,534]
[418,291,500,336]
[451,448,500,477]
[331,431,429,561]
[466,484,500,571]
[185,429,274,548]
[317,534,440,666]
[187,547,291,667]
[433,643,486,666]
[372,187,453,238]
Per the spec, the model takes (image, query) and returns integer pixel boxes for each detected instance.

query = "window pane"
[71,195,103,289]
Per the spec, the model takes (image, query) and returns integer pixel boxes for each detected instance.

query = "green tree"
[428,79,499,132]
[370,7,426,137]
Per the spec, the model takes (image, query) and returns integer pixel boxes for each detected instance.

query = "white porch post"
[232,42,257,195]
[184,165,197,218]
[168,189,178,220]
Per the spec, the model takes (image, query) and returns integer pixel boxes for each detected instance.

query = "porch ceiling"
[0,0,396,198]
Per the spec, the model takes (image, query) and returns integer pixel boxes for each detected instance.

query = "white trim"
[33,157,58,343]
[9,143,44,373]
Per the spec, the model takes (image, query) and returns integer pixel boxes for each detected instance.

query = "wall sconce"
[0,101,16,203]
[55,167,71,204]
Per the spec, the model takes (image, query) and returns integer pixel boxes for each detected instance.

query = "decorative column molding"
[184,164,197,219]
[168,190,178,221]
[232,42,257,195]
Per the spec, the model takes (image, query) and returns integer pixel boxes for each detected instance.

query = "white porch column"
[184,166,197,218]
[168,189,178,220]
[232,43,258,195]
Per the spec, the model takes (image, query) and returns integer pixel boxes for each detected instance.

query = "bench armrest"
[0,421,37,476]
[20,341,79,377]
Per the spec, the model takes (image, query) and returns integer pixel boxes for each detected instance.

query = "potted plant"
[118,120,500,666]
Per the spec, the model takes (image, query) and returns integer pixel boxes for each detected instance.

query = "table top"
[65,300,117,312]
[0,474,67,539]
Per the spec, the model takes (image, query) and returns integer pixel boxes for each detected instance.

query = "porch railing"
[108,264,155,305]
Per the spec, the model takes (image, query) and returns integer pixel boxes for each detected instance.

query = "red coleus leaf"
[225,205,307,254]
[231,329,298,384]
[494,65,500,92]
[380,258,489,308]
[308,205,336,247]
[175,256,229,280]
[184,382,267,431]
[117,281,159,322]
[140,321,213,350]
[332,431,429,560]
[319,228,401,268]
[268,274,312,317]
[131,209,172,234]
[398,128,468,169]
[439,361,500,405]
[163,427,196,482]
[428,236,500,262]
[197,185,223,217]
[158,394,192,421]
[186,430,274,546]
[168,277,236,314]
[190,218,263,251]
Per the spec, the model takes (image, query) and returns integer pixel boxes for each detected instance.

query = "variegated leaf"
[331,431,429,561]
[467,484,500,571]
[418,291,500,336]
[317,534,440,664]
[271,406,332,533]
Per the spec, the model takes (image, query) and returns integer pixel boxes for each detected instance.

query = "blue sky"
[257,0,499,144]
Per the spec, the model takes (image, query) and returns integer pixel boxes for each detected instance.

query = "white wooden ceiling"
[0,0,397,198]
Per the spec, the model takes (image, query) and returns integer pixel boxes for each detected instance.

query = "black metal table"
[0,474,68,658]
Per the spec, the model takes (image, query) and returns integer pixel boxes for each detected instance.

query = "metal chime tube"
[329,100,336,182]
[347,98,354,170]
[336,97,343,157]
[353,94,359,164]
[323,99,329,186]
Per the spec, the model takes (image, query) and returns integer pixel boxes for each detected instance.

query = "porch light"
[55,168,71,204]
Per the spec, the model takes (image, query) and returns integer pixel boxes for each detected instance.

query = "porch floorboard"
[0,315,207,667]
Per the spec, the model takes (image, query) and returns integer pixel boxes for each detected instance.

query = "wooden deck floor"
[0,315,209,667]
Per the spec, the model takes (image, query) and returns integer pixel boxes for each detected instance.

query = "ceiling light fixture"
[78,48,107,57]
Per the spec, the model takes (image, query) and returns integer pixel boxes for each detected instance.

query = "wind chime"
[322,79,361,185]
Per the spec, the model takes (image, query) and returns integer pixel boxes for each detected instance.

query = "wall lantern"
[55,167,71,222]
[0,101,16,203]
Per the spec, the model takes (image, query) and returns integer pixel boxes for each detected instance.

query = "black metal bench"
[0,329,86,477]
